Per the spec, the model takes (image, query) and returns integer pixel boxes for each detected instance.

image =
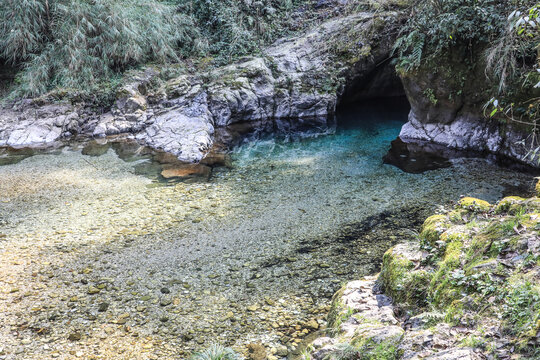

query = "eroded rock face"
[400,113,535,166]
[0,9,404,162]
[399,59,536,166]
[0,104,80,148]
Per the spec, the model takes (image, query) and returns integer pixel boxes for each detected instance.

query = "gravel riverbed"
[0,116,536,359]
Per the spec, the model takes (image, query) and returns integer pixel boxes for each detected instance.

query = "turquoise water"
[0,99,536,359]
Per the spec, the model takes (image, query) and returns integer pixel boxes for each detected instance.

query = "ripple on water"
[0,101,536,359]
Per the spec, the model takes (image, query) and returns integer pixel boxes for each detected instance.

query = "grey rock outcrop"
[400,112,534,166]
[0,104,80,148]
[399,59,537,166]
[309,274,482,360]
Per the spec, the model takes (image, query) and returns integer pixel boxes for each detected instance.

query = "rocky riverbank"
[307,184,540,359]
[1,0,538,170]
[0,3,404,163]
[1,110,536,360]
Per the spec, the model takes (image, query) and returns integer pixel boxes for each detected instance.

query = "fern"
[393,30,425,72]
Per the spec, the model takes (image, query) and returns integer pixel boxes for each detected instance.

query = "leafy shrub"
[174,0,312,64]
[0,0,198,96]
[0,0,322,97]
[393,0,530,72]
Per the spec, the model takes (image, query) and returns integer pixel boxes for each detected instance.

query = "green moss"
[420,214,449,245]
[495,196,526,214]
[325,337,400,360]
[447,209,467,223]
[522,198,540,212]
[379,248,414,299]
[468,219,519,260]
[379,246,431,308]
[429,241,463,307]
[327,286,351,331]
[535,180,540,197]
[439,229,467,243]
[457,197,491,212]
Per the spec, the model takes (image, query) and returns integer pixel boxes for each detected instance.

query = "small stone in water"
[160,287,170,294]
[68,332,82,341]
[305,319,319,330]
[160,297,172,306]
[98,302,109,312]
[87,286,100,295]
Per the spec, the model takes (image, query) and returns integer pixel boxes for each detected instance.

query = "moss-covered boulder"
[495,196,526,214]
[419,214,449,245]
[379,243,430,308]
[457,197,491,212]
[312,181,540,359]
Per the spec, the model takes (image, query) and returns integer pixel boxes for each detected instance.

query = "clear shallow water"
[0,99,536,359]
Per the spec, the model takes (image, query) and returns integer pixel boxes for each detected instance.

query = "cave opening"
[335,60,410,130]
[334,62,454,173]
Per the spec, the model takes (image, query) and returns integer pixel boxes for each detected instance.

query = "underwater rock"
[161,163,211,179]
[383,137,451,173]
[246,343,267,360]
[81,140,111,157]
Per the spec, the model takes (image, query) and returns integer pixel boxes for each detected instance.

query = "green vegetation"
[190,344,244,360]
[393,0,516,72]
[379,188,540,357]
[419,214,449,245]
[379,245,431,308]
[503,280,540,344]
[327,286,352,331]
[321,339,399,360]
[0,0,322,98]
[0,0,197,97]
[457,197,492,213]
[173,0,312,65]
[394,0,540,161]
